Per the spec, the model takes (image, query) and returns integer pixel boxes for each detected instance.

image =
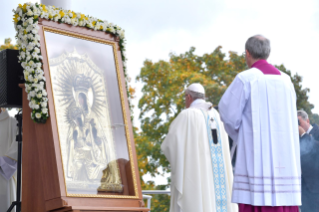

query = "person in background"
[219,35,301,212]
[298,110,319,141]
[161,83,237,212]
[0,108,18,212]
[298,110,319,212]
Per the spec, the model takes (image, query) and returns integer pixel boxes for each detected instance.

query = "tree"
[275,65,319,125]
[0,38,18,51]
[135,47,318,211]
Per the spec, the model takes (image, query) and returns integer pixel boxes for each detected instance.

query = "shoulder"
[9,116,17,125]
[236,67,263,83]
[311,124,319,139]
[9,116,17,122]
[175,108,206,124]
[179,108,203,117]
[168,108,205,132]
[208,108,222,124]
[279,71,293,82]
[300,133,311,141]
[209,107,220,118]
[279,71,290,79]
[313,124,319,130]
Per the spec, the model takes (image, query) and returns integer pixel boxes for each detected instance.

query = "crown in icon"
[73,74,92,92]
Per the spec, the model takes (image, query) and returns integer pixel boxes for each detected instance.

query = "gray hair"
[245,35,271,60]
[297,110,309,121]
[185,89,205,100]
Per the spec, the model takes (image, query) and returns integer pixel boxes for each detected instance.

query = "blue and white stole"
[200,109,228,212]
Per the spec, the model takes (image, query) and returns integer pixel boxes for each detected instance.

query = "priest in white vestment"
[0,109,18,211]
[219,35,300,212]
[161,83,238,212]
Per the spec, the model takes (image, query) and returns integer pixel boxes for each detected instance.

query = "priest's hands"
[299,126,306,137]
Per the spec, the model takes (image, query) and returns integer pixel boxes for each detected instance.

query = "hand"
[299,126,306,136]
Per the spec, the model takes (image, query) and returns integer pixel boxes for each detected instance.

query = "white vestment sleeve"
[0,157,17,180]
[5,141,18,162]
[218,76,247,142]
[5,117,18,161]
[0,116,18,180]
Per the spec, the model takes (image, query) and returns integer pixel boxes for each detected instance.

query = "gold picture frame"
[42,26,139,199]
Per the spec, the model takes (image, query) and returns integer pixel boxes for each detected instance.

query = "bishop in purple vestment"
[219,35,300,212]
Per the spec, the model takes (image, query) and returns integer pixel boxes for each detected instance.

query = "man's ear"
[246,50,250,57]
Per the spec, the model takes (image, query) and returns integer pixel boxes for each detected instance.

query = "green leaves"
[0,38,18,51]
[276,65,318,125]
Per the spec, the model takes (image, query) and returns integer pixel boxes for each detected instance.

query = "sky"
[2,0,319,184]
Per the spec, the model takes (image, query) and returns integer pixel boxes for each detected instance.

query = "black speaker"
[0,49,25,108]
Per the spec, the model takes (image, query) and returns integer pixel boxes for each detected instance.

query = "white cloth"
[0,111,17,211]
[301,125,313,138]
[161,99,238,212]
[219,68,301,206]
[307,125,313,134]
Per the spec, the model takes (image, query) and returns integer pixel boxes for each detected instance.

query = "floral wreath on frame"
[13,2,127,123]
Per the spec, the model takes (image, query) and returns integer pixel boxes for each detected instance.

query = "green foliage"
[275,65,319,125]
[0,38,18,51]
[148,185,170,212]
[135,47,318,210]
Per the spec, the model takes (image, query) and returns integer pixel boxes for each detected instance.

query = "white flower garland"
[13,2,127,123]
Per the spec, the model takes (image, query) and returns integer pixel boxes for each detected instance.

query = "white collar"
[190,99,217,129]
[190,99,212,112]
[307,125,313,134]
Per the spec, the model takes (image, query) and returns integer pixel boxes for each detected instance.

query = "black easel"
[7,110,22,212]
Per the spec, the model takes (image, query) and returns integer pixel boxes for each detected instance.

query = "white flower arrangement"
[13,2,127,123]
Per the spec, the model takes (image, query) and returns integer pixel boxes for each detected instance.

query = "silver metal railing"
[142,190,171,211]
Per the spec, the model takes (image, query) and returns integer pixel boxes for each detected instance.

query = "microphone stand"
[7,110,22,212]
